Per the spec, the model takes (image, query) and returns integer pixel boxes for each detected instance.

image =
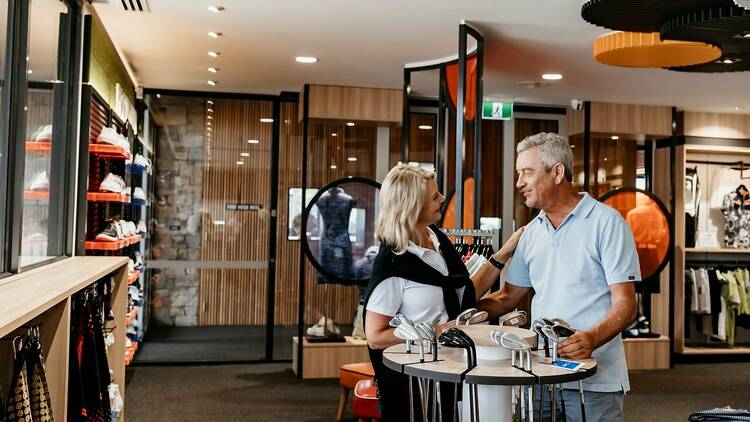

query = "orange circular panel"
[601,190,670,280]
[593,32,721,68]
[443,177,475,230]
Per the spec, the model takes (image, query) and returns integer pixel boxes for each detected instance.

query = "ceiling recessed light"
[418,125,433,130]
[207,108,213,113]
[346,122,355,127]
[207,80,217,86]
[295,56,318,64]
[208,5,224,13]
[208,51,221,58]
[542,73,563,80]
[332,133,338,137]
[156,93,161,98]
[604,157,608,162]
[207,100,214,105]
[240,152,250,157]
[206,127,212,131]
[208,67,219,73]
[330,165,337,169]
[27,69,32,74]
[733,32,750,39]
[611,135,619,140]
[236,161,244,165]
[720,58,741,64]
[208,31,222,38]
[247,139,259,144]
[260,118,273,123]
[347,157,358,162]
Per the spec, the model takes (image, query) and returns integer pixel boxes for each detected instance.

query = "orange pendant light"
[593,31,721,68]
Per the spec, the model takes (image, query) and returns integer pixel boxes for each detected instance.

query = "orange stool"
[353,379,381,421]
[337,362,375,420]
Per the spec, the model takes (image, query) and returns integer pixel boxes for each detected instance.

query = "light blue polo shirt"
[507,192,640,393]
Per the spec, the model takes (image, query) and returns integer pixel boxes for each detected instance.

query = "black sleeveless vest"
[362,225,476,420]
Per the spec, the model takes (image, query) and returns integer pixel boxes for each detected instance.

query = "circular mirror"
[598,188,671,280]
[302,177,381,285]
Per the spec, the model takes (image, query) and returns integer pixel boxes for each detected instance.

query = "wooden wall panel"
[682,111,750,139]
[274,105,374,326]
[307,85,402,123]
[568,102,672,137]
[198,98,274,325]
[388,113,437,168]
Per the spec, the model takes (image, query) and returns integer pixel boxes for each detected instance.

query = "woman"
[363,164,523,421]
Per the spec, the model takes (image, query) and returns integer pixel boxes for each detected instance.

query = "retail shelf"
[127,270,140,285]
[23,190,49,201]
[89,143,132,160]
[681,345,750,355]
[84,234,141,251]
[25,142,51,153]
[685,247,750,254]
[125,341,139,366]
[87,192,130,203]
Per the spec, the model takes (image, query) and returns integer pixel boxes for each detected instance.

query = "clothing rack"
[686,159,750,179]
[440,228,500,252]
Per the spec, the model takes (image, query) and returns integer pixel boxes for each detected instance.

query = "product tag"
[696,232,719,248]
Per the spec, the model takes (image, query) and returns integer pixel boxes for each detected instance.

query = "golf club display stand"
[383,325,598,422]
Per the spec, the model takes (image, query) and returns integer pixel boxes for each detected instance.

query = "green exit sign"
[482,101,513,120]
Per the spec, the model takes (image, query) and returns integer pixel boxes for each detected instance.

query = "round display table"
[382,325,598,422]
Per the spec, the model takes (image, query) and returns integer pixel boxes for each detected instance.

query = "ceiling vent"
[119,0,150,12]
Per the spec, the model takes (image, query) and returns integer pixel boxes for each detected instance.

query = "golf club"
[499,310,528,327]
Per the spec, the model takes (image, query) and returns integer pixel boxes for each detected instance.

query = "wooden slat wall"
[198,98,274,325]
[388,113,437,168]
[681,111,750,139]
[568,102,672,137]
[274,105,377,325]
[307,85,402,123]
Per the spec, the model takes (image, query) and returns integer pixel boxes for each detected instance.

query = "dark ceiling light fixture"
[661,4,750,72]
[580,0,726,33]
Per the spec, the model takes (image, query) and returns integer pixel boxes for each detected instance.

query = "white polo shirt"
[366,228,463,325]
[507,192,641,393]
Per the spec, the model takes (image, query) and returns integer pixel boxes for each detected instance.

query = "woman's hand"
[493,227,525,263]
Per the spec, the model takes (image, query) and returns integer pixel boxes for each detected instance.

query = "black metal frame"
[583,101,591,192]
[265,97,281,360]
[0,0,81,275]
[300,177,381,284]
[296,84,310,377]
[597,187,673,279]
[668,106,677,369]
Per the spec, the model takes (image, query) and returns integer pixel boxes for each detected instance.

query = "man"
[479,132,639,421]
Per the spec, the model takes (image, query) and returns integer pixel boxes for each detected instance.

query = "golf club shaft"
[551,384,557,422]
[579,381,586,422]
[409,375,415,422]
[559,385,567,422]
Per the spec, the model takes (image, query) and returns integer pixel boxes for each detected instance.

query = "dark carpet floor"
[124,362,750,422]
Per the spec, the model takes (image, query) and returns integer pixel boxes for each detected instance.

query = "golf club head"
[388,315,403,328]
[499,332,530,351]
[428,313,443,328]
[540,317,555,326]
[394,324,422,342]
[466,310,488,325]
[489,330,504,347]
[551,318,571,328]
[552,324,576,338]
[416,322,436,342]
[541,325,559,343]
[532,319,547,338]
[438,327,465,347]
[499,310,528,327]
[455,308,478,325]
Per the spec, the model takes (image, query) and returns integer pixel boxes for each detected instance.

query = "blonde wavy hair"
[375,164,436,255]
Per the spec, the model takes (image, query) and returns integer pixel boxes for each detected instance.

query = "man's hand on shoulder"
[558,331,595,360]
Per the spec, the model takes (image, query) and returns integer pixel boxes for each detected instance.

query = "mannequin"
[316,187,355,282]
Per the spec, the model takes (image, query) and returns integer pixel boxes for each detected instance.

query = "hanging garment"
[733,268,750,315]
[6,345,33,422]
[718,271,741,346]
[26,340,53,422]
[1,380,5,422]
[685,167,700,247]
[687,268,699,313]
[695,268,712,314]
[708,270,724,337]
[721,185,750,248]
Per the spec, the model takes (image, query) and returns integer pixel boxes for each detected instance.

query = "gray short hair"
[516,132,573,182]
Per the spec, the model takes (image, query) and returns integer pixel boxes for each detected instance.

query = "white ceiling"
[93,0,750,113]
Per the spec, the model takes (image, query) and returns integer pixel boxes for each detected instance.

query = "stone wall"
[149,95,205,326]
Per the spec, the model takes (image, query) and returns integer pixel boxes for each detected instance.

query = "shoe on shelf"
[27,170,49,191]
[127,221,137,236]
[95,224,120,242]
[132,187,147,203]
[131,154,150,169]
[99,173,126,194]
[128,259,135,273]
[97,127,131,152]
[30,125,52,142]
[306,316,341,337]
[136,220,147,234]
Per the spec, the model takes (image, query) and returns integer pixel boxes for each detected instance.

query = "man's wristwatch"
[488,255,505,270]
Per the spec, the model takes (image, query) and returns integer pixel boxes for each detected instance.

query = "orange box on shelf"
[23,191,50,200]
[89,143,131,160]
[87,192,130,203]
[25,142,52,153]
[84,235,140,251]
